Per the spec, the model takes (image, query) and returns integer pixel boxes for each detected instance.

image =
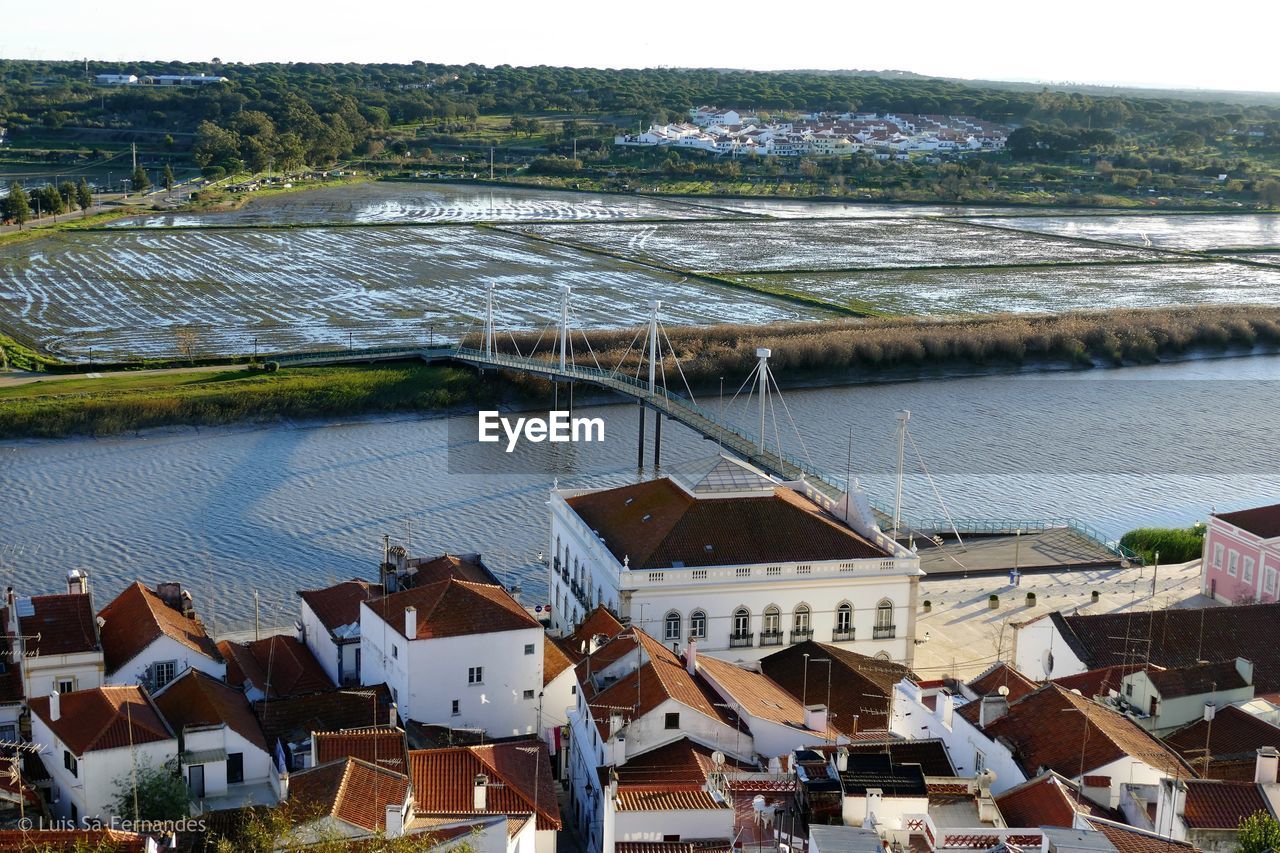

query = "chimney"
[49,690,60,722]
[1256,746,1279,785]
[66,569,88,596]
[836,748,849,772]
[613,732,628,767]
[866,788,883,824]
[609,711,625,739]
[473,773,488,810]
[686,637,698,676]
[180,590,195,619]
[978,694,1009,728]
[155,582,183,610]
[1204,702,1217,722]
[804,704,828,733]
[388,703,397,728]
[404,606,417,639]
[1236,657,1255,686]
[384,803,405,837]
[977,768,997,797]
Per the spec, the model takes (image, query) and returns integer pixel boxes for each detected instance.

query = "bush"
[201,165,226,181]
[1119,525,1206,564]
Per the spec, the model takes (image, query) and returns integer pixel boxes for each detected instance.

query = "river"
[3,353,1277,633]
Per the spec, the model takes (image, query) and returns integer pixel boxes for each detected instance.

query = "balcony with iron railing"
[831,629,855,642]
[759,630,784,647]
[728,632,754,649]
[873,625,897,640]
[790,628,814,643]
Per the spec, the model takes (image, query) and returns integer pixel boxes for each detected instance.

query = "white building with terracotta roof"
[549,454,922,666]
[297,578,383,686]
[360,576,544,738]
[29,685,176,825]
[3,572,104,707]
[97,581,224,691]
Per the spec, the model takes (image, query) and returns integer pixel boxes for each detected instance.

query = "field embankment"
[483,304,1280,389]
[0,362,487,439]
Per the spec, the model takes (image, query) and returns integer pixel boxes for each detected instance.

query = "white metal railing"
[620,556,918,589]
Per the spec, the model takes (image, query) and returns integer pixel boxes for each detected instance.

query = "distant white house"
[94,74,137,86]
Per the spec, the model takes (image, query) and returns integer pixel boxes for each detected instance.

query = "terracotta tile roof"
[153,669,267,751]
[1049,605,1280,693]
[365,578,538,640]
[1147,660,1249,698]
[404,553,499,586]
[1216,502,1280,539]
[615,788,725,811]
[409,740,561,831]
[588,629,737,732]
[1083,817,1198,853]
[996,771,1108,828]
[218,635,334,699]
[255,685,394,759]
[1183,779,1272,829]
[98,582,221,675]
[30,685,172,755]
[566,605,626,654]
[314,727,409,774]
[544,635,577,686]
[982,684,1190,780]
[697,655,833,737]
[0,829,151,851]
[1053,665,1155,699]
[614,737,752,789]
[565,479,888,570]
[8,593,99,656]
[760,640,911,734]
[969,662,1040,702]
[297,579,382,635]
[288,757,410,833]
[1164,706,1280,780]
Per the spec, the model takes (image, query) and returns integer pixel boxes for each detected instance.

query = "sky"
[3,0,1280,94]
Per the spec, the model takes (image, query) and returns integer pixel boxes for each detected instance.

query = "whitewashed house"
[286,757,413,843]
[3,574,104,713]
[297,578,383,686]
[98,582,224,690]
[360,577,544,737]
[548,453,921,666]
[152,668,279,807]
[29,686,176,825]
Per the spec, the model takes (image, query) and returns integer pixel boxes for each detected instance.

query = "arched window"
[835,602,853,639]
[763,605,780,634]
[555,536,561,565]
[794,604,812,637]
[875,599,895,639]
[732,607,750,637]
[664,611,682,642]
[690,610,707,639]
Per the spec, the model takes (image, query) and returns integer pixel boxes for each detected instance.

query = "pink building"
[1202,502,1280,604]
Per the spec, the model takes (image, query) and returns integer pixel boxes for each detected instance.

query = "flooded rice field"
[730,260,1280,314]
[971,213,1280,251]
[113,181,727,226]
[515,218,1166,272]
[0,226,825,358]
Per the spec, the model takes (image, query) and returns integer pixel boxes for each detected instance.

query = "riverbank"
[0,361,490,439]
[5,305,1280,439]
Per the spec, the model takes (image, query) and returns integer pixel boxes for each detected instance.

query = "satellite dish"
[712,750,725,767]
[997,685,1010,697]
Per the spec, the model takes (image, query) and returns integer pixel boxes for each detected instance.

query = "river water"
[3,354,1278,633]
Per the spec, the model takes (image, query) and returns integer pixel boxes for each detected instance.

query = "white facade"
[178,723,276,805]
[606,799,733,847]
[1013,615,1089,682]
[32,714,175,824]
[548,463,921,668]
[360,606,543,738]
[22,649,104,702]
[299,598,359,686]
[104,634,225,689]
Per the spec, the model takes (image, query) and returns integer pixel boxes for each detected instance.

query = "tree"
[131,165,151,195]
[111,759,188,823]
[1237,811,1280,853]
[76,177,93,217]
[34,185,64,217]
[163,164,175,194]
[2,182,30,228]
[57,180,76,208]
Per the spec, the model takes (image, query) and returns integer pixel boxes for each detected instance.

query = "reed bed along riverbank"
[486,304,1280,388]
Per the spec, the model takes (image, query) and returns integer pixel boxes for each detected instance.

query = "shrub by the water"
[1119,525,1206,564]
